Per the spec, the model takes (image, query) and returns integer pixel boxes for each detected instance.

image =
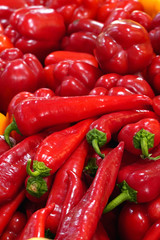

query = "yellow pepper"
[0,112,9,135]
[139,0,160,18]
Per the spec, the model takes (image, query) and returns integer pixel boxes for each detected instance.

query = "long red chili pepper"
[0,133,44,205]
[18,203,55,240]
[45,139,89,233]
[55,142,124,240]
[4,94,152,138]
[87,110,158,158]
[0,189,25,236]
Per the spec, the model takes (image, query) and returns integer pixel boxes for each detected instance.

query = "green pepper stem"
[4,117,21,147]
[92,139,105,159]
[26,159,41,177]
[26,176,48,198]
[103,180,137,214]
[141,137,149,158]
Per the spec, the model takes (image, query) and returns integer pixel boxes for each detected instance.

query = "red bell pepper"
[19,203,55,240]
[44,60,102,96]
[116,75,155,99]
[108,86,134,96]
[4,94,153,138]
[95,73,121,90]
[118,118,160,159]
[87,110,158,158]
[94,19,154,74]
[152,95,160,116]
[0,189,25,235]
[61,31,97,54]
[55,142,124,239]
[0,133,44,205]
[149,12,160,55]
[67,18,104,36]
[89,86,108,96]
[142,218,160,240]
[46,139,89,233]
[118,194,160,240]
[5,6,66,62]
[45,50,99,67]
[147,55,160,95]
[0,47,45,114]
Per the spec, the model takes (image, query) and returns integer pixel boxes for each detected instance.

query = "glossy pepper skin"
[5,6,66,61]
[46,140,89,233]
[5,94,152,137]
[0,47,45,114]
[87,110,158,157]
[118,118,160,158]
[19,203,55,240]
[94,19,154,75]
[118,195,160,240]
[147,55,160,95]
[44,60,102,96]
[149,12,160,55]
[0,133,44,205]
[55,142,124,240]
[0,189,25,236]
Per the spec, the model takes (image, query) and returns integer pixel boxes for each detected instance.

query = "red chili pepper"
[4,94,153,138]
[94,19,154,74]
[45,50,99,67]
[87,110,158,158]
[0,133,44,204]
[118,118,160,159]
[46,139,89,233]
[0,47,45,114]
[92,221,110,240]
[44,60,102,96]
[1,211,27,240]
[19,203,55,240]
[57,170,86,232]
[55,142,124,240]
[0,189,25,235]
[6,6,66,61]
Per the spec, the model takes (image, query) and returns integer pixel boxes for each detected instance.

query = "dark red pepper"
[4,94,153,138]
[55,142,124,239]
[147,55,160,95]
[0,135,15,155]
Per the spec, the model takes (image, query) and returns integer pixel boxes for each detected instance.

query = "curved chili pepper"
[4,94,153,138]
[19,203,55,240]
[55,142,124,240]
[45,139,89,233]
[0,133,44,205]
[87,110,158,158]
[118,118,160,159]
[0,189,25,235]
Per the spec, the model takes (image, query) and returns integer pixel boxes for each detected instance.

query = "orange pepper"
[138,0,160,18]
[0,113,9,135]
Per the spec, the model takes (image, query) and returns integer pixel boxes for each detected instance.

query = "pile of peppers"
[2,0,160,239]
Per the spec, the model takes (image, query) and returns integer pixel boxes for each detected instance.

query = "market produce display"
[1,0,160,239]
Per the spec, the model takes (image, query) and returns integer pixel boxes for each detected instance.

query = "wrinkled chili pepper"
[0,189,25,235]
[0,133,44,205]
[0,47,45,114]
[46,139,89,233]
[118,118,160,159]
[19,203,55,240]
[4,94,153,138]
[87,110,158,158]
[94,19,154,75]
[55,142,124,240]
